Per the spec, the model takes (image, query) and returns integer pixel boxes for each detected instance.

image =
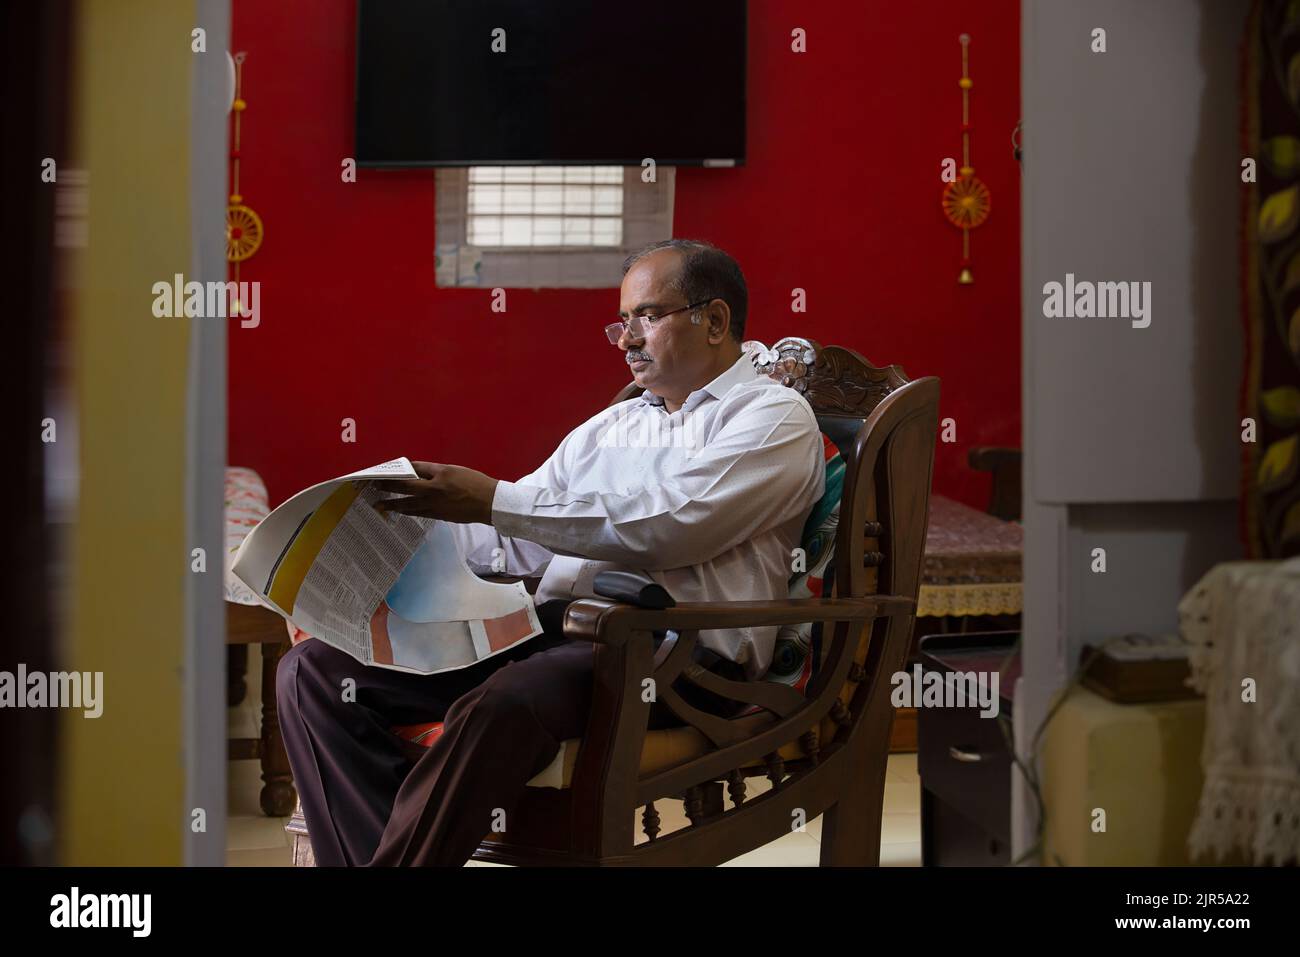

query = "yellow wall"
[61,0,198,864]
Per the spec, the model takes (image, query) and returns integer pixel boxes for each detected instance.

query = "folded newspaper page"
[230,457,543,674]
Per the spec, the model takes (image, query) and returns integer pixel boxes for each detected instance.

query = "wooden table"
[227,603,296,816]
[919,494,1023,620]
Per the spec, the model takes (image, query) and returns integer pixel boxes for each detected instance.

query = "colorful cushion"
[737,431,844,711]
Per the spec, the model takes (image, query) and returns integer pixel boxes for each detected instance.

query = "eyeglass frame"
[604,299,716,345]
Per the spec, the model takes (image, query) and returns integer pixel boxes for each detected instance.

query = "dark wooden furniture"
[228,645,249,706]
[917,631,1018,866]
[1079,639,1197,703]
[463,337,940,865]
[226,602,296,816]
[966,446,1022,522]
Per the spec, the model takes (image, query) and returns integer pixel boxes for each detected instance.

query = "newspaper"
[230,457,542,674]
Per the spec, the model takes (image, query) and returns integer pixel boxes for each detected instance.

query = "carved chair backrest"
[747,340,937,705]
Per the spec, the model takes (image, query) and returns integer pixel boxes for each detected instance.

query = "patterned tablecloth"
[224,467,270,607]
[917,495,1023,617]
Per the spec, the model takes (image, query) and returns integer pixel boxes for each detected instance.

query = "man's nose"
[618,324,644,350]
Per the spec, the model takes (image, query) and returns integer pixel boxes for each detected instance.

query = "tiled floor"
[226,649,922,867]
[226,648,297,866]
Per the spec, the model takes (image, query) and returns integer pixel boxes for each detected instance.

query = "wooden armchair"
[467,337,940,866]
[285,337,939,865]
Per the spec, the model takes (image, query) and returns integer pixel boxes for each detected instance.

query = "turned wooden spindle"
[830,699,852,728]
[863,521,884,537]
[863,551,885,567]
[642,802,661,842]
[848,662,867,683]
[684,786,704,825]
[800,729,821,766]
[726,769,747,807]
[765,753,786,788]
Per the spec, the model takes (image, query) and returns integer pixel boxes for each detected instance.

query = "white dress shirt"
[448,353,825,679]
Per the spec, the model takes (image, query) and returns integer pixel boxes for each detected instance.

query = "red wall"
[229,1,1021,510]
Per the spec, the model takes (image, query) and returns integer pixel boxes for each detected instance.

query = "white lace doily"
[1179,558,1300,865]
[916,581,1022,618]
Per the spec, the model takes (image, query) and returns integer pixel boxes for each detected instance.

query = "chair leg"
[227,644,248,707]
[818,768,885,867]
[258,641,297,817]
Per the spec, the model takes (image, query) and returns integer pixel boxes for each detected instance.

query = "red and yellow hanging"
[942,34,990,284]
[227,52,263,281]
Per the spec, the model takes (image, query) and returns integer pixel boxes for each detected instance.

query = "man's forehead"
[620,250,681,309]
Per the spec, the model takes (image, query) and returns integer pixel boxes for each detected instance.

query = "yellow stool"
[1041,686,1205,865]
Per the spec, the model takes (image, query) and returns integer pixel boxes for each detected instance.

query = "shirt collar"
[639,353,759,411]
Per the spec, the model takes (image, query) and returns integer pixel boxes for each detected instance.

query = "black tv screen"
[355,0,747,167]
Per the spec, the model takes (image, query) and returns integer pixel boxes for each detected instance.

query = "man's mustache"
[626,350,652,363]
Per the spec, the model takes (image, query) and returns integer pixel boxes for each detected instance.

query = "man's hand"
[374,461,499,525]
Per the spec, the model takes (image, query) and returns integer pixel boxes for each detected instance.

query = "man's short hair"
[621,239,749,343]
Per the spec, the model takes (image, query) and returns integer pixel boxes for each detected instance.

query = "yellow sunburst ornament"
[941,34,990,284]
[943,176,991,229]
[226,200,263,261]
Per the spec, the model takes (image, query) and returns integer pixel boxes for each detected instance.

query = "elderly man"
[276,239,824,867]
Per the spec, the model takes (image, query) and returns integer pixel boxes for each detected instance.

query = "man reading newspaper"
[277,240,824,867]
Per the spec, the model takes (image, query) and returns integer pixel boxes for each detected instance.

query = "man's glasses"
[604,300,714,345]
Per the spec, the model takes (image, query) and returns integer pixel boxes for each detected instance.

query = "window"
[467,166,624,248]
[436,165,675,288]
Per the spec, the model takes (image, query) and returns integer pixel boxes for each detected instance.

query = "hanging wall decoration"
[942,34,990,284]
[226,52,263,300]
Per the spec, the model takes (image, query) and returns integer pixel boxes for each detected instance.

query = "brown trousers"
[276,600,742,866]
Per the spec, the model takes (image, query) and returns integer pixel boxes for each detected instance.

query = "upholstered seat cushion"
[393,712,821,789]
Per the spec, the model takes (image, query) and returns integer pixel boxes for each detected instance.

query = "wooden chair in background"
[967,447,1022,522]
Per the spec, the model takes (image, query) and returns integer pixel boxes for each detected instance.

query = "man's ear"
[706,300,732,344]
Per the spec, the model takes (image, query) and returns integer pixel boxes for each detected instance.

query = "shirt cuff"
[491,479,539,538]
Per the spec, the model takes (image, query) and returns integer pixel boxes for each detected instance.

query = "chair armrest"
[563,595,915,647]
[592,570,675,609]
[967,446,1021,471]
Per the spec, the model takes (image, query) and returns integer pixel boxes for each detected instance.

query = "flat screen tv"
[355,0,747,167]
